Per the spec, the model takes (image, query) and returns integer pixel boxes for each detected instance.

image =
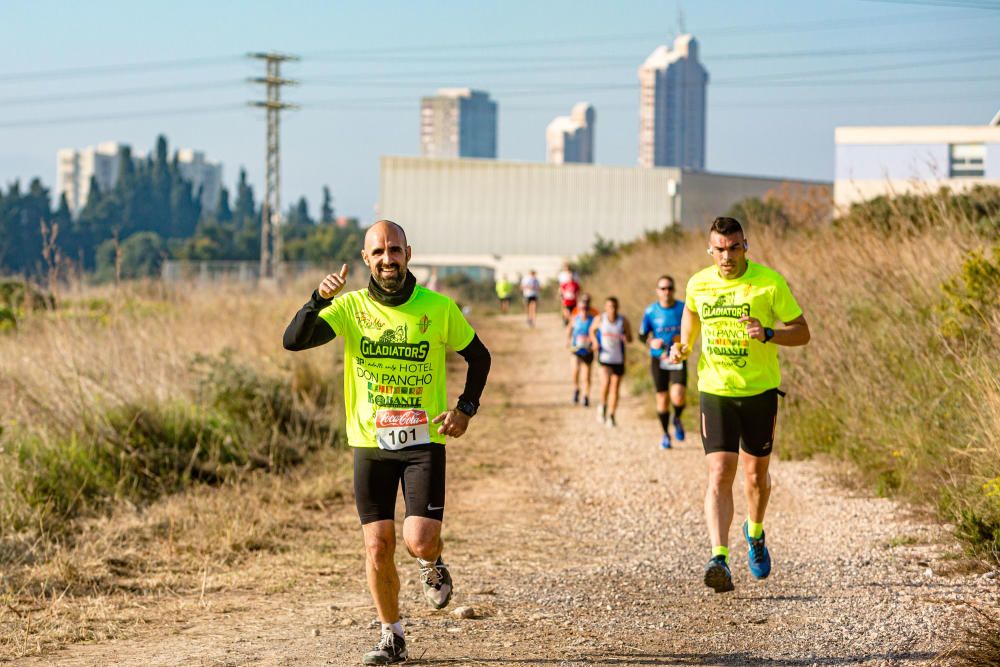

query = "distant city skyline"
[1,1,998,224]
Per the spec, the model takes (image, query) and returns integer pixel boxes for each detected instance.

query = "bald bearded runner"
[283,220,491,665]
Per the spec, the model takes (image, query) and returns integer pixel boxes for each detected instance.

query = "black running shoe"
[419,557,453,610]
[363,630,407,665]
[703,555,735,593]
[573,389,580,404]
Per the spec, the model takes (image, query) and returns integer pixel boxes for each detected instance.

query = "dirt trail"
[19,313,997,666]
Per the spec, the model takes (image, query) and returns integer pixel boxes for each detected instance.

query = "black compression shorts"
[353,444,446,525]
[649,357,687,392]
[699,389,779,457]
[600,361,625,376]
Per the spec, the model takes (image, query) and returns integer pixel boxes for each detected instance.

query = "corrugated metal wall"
[379,156,830,257]
[379,156,681,257]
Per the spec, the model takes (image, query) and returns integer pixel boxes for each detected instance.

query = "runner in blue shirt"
[565,294,598,406]
[639,275,687,449]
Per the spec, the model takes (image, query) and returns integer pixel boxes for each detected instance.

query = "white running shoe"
[363,629,407,665]
[418,557,453,610]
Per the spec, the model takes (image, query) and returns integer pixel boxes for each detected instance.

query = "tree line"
[0,134,361,281]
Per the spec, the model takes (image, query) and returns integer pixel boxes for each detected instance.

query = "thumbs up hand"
[318,264,349,299]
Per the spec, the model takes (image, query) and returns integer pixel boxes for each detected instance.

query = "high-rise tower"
[546,103,595,164]
[638,34,708,169]
[420,88,497,159]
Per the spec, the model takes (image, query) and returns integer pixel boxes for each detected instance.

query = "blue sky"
[1,0,998,223]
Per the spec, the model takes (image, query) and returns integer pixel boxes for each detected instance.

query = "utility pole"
[248,52,298,283]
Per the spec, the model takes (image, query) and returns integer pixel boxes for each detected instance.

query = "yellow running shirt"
[318,285,476,448]
[684,260,802,397]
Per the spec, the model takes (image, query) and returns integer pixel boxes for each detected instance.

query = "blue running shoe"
[660,433,672,449]
[743,520,772,580]
[673,416,685,442]
[703,555,734,593]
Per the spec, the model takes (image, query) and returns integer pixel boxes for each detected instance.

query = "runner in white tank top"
[588,296,633,427]
[597,313,626,364]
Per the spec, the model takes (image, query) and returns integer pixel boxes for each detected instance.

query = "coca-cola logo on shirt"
[376,410,428,427]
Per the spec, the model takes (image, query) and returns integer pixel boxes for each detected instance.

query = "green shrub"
[940,244,1000,341]
[0,305,15,331]
[0,350,340,534]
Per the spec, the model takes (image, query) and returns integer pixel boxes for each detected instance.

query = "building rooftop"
[640,33,698,70]
[435,87,491,99]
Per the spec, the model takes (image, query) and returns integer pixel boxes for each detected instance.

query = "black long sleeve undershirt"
[282,292,492,411]
[283,290,337,351]
[456,334,491,410]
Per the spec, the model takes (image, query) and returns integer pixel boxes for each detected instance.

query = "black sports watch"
[456,399,478,418]
[763,327,775,343]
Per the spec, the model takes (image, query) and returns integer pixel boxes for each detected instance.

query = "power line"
[1,67,996,129]
[0,103,241,129]
[864,0,1000,9]
[0,55,243,84]
[1,7,984,84]
[0,80,246,107]
[4,40,997,110]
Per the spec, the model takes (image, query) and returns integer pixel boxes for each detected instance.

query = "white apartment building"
[57,142,223,216]
[420,88,497,159]
[57,141,125,214]
[546,103,595,164]
[835,117,1000,210]
[176,149,223,211]
[638,33,709,170]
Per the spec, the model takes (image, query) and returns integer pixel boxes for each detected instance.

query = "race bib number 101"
[375,409,431,450]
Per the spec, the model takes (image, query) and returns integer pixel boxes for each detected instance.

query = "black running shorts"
[649,357,687,392]
[353,444,446,525]
[600,361,625,376]
[699,389,779,457]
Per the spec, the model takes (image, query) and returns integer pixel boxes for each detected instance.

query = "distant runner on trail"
[495,274,513,314]
[639,275,687,450]
[669,216,810,594]
[566,294,598,407]
[520,270,541,327]
[283,220,492,665]
[589,296,633,428]
[558,264,580,325]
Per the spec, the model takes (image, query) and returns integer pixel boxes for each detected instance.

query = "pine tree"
[151,135,171,236]
[215,187,233,224]
[233,168,256,231]
[320,186,335,224]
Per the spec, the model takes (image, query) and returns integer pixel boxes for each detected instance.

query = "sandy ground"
[15,313,998,666]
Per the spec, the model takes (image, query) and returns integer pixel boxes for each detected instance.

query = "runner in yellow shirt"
[495,274,513,314]
[669,216,810,593]
[283,220,491,665]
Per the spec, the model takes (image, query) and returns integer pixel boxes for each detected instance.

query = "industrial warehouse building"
[835,121,1000,210]
[378,156,827,281]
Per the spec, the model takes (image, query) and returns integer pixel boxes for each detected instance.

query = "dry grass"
[938,603,1000,666]
[0,276,360,658]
